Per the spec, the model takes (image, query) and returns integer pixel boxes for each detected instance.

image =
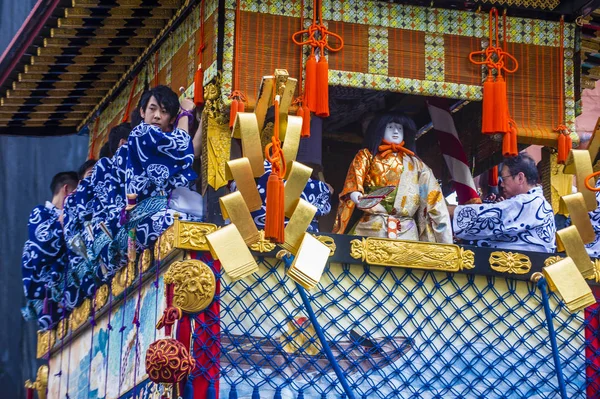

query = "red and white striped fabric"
[427,101,480,205]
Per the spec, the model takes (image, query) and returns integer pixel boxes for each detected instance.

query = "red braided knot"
[145,338,195,383]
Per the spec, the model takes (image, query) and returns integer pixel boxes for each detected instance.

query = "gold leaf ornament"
[94,284,109,312]
[164,259,216,313]
[489,251,532,274]
[69,298,91,331]
[350,237,473,272]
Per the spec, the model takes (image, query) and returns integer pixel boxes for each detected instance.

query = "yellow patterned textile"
[333,149,452,244]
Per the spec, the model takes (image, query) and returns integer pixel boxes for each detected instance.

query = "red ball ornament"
[145,338,195,384]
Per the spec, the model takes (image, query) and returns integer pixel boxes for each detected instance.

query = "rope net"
[208,258,591,398]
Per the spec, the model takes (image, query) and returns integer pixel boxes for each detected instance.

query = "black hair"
[502,153,539,185]
[363,113,417,156]
[98,143,111,159]
[50,171,78,196]
[108,122,132,155]
[130,105,143,127]
[139,85,179,120]
[77,159,97,180]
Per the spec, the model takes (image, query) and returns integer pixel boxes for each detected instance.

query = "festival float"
[3,0,600,398]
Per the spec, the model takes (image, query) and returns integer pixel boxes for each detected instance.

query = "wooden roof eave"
[0,0,192,135]
[78,0,199,131]
[0,0,62,92]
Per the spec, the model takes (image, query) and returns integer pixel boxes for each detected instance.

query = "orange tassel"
[482,74,495,134]
[229,99,239,129]
[565,133,572,158]
[302,105,311,137]
[502,132,511,157]
[493,75,509,134]
[238,99,245,113]
[193,65,204,107]
[510,129,518,156]
[265,173,285,243]
[502,130,517,157]
[315,55,329,117]
[305,54,317,112]
[557,133,566,164]
[302,106,311,137]
[264,97,286,243]
[296,106,308,138]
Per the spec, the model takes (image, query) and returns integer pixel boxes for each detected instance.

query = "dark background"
[0,1,89,397]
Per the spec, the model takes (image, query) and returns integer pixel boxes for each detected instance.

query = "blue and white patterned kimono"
[98,144,130,276]
[583,179,600,258]
[243,161,332,232]
[21,202,69,329]
[87,156,119,276]
[453,187,556,253]
[123,122,197,250]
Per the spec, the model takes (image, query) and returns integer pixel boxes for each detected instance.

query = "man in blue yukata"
[22,171,78,329]
[451,153,556,253]
[120,85,203,254]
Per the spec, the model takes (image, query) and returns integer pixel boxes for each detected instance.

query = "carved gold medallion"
[164,259,216,313]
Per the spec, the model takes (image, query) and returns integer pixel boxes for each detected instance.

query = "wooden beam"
[24,63,128,74]
[65,7,173,19]
[0,116,85,122]
[0,110,89,118]
[18,72,123,82]
[37,45,142,57]
[30,55,137,66]
[6,89,106,98]
[72,0,182,8]
[0,104,93,113]
[43,37,150,48]
[13,80,114,90]
[1,96,101,106]
[50,27,159,39]
[57,17,165,28]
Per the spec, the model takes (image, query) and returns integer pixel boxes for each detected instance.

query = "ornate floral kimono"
[453,186,556,253]
[244,161,331,232]
[124,122,197,250]
[333,149,452,244]
[21,202,69,329]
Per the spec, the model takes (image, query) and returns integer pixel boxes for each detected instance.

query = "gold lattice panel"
[471,0,560,10]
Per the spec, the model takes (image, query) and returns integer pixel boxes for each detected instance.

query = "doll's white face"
[383,122,404,144]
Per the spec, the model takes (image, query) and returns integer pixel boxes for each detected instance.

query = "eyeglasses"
[499,173,519,180]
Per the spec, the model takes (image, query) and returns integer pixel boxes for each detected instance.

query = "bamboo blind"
[507,41,562,146]
[327,22,369,74]
[235,11,302,107]
[388,28,426,81]
[444,34,481,86]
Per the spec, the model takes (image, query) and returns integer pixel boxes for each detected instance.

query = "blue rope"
[283,254,356,399]
[536,276,568,399]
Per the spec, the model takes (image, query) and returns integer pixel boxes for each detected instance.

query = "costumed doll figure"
[332,113,452,243]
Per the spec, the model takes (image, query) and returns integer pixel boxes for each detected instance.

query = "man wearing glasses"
[451,153,556,253]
